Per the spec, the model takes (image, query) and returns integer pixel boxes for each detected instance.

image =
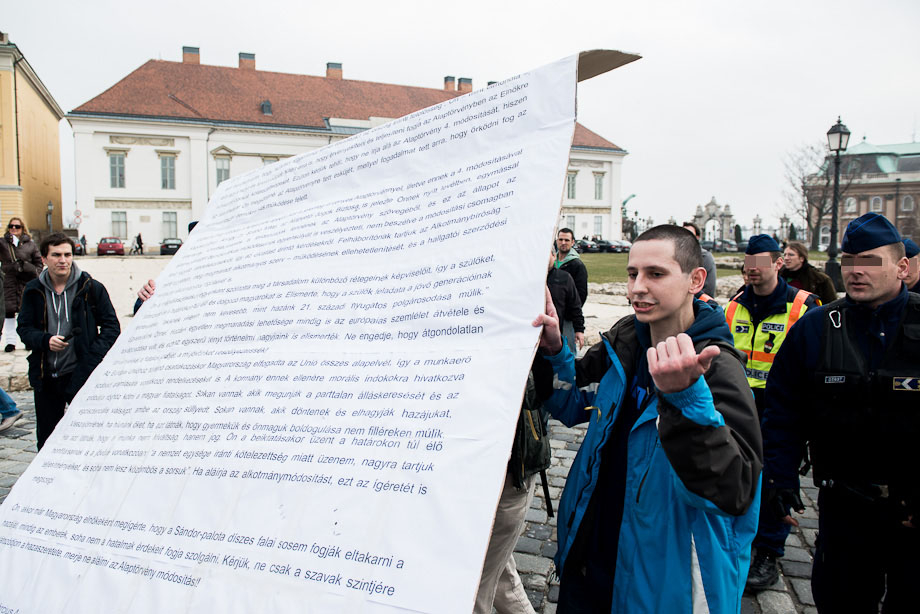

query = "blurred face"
[744,252,781,292]
[904,255,920,287]
[8,219,23,237]
[842,245,908,308]
[783,247,804,272]
[556,231,575,256]
[627,240,701,328]
[42,243,73,284]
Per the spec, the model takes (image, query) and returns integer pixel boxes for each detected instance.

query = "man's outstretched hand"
[647,333,720,394]
[532,287,563,355]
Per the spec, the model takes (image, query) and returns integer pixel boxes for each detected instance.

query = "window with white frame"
[216,157,230,185]
[870,196,883,212]
[109,153,125,188]
[112,211,127,238]
[163,212,177,238]
[844,197,857,213]
[902,195,915,212]
[594,216,603,237]
[565,215,575,230]
[819,225,831,247]
[594,173,604,200]
[160,155,176,189]
[566,172,577,199]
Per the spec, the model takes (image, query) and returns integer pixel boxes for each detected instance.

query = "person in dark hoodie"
[532,225,762,613]
[17,233,120,449]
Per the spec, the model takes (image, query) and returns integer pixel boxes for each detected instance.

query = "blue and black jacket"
[540,301,762,613]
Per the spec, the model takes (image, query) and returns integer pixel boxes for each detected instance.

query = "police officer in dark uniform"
[761,213,919,612]
[903,238,919,293]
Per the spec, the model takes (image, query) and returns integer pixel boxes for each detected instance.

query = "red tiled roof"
[572,123,622,151]
[72,60,624,151]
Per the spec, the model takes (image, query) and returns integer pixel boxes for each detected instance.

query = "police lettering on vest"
[725,288,813,388]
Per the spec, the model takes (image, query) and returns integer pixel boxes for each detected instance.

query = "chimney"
[326,62,342,80]
[443,76,456,91]
[182,46,200,64]
[458,77,473,93]
[239,52,255,70]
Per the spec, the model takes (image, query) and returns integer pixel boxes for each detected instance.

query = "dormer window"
[261,100,272,115]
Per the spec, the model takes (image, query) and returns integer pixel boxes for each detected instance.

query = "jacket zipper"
[635,435,659,503]
[634,392,658,503]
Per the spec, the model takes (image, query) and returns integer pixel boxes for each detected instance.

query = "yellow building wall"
[15,70,61,233]
[0,66,26,227]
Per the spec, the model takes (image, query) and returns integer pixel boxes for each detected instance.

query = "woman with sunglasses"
[0,218,43,352]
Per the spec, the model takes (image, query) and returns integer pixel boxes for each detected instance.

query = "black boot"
[746,549,779,590]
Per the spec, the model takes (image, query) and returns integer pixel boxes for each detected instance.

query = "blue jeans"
[0,386,18,418]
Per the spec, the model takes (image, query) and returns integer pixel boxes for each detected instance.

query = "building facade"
[0,32,64,234]
[69,47,627,249]
[810,139,920,247]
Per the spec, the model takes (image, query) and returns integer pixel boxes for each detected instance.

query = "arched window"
[902,195,915,212]
[844,197,857,213]
[870,196,883,212]
[819,225,831,248]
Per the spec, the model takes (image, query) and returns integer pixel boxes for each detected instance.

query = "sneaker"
[4,344,14,352]
[0,411,23,433]
[746,549,779,590]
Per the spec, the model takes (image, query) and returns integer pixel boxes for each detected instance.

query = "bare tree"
[781,142,859,250]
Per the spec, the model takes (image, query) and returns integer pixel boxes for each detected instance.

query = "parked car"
[594,240,616,253]
[736,240,749,253]
[160,238,183,255]
[700,240,715,251]
[97,237,124,256]
[714,239,738,252]
[574,239,599,253]
[613,239,632,253]
[73,241,84,256]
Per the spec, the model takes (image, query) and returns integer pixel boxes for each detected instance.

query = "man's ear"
[896,256,909,280]
[774,256,785,272]
[689,266,706,295]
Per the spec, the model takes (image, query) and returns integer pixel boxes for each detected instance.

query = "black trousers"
[813,486,920,613]
[34,373,73,450]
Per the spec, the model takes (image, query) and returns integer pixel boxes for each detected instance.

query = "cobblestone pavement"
[1,395,818,613]
[0,391,38,503]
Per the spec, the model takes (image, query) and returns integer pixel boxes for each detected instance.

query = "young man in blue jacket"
[533,225,762,613]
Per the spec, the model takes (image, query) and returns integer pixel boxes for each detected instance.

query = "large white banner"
[0,51,637,613]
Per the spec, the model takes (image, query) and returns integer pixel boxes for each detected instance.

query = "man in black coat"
[546,256,585,351]
[18,234,120,449]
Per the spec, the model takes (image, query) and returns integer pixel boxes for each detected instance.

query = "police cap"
[745,234,780,255]
[841,213,901,254]
[903,238,920,259]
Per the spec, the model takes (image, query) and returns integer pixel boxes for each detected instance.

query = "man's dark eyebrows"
[627,264,668,274]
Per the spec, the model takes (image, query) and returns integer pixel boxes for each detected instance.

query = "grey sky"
[6,0,920,232]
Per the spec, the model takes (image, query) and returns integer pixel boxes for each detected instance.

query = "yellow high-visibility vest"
[725,289,812,388]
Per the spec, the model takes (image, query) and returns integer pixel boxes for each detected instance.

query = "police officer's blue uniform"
[762,214,920,612]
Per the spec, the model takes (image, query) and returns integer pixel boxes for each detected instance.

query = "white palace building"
[68,47,628,247]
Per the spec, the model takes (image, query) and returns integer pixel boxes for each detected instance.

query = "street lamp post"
[825,117,850,291]
[46,200,54,234]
